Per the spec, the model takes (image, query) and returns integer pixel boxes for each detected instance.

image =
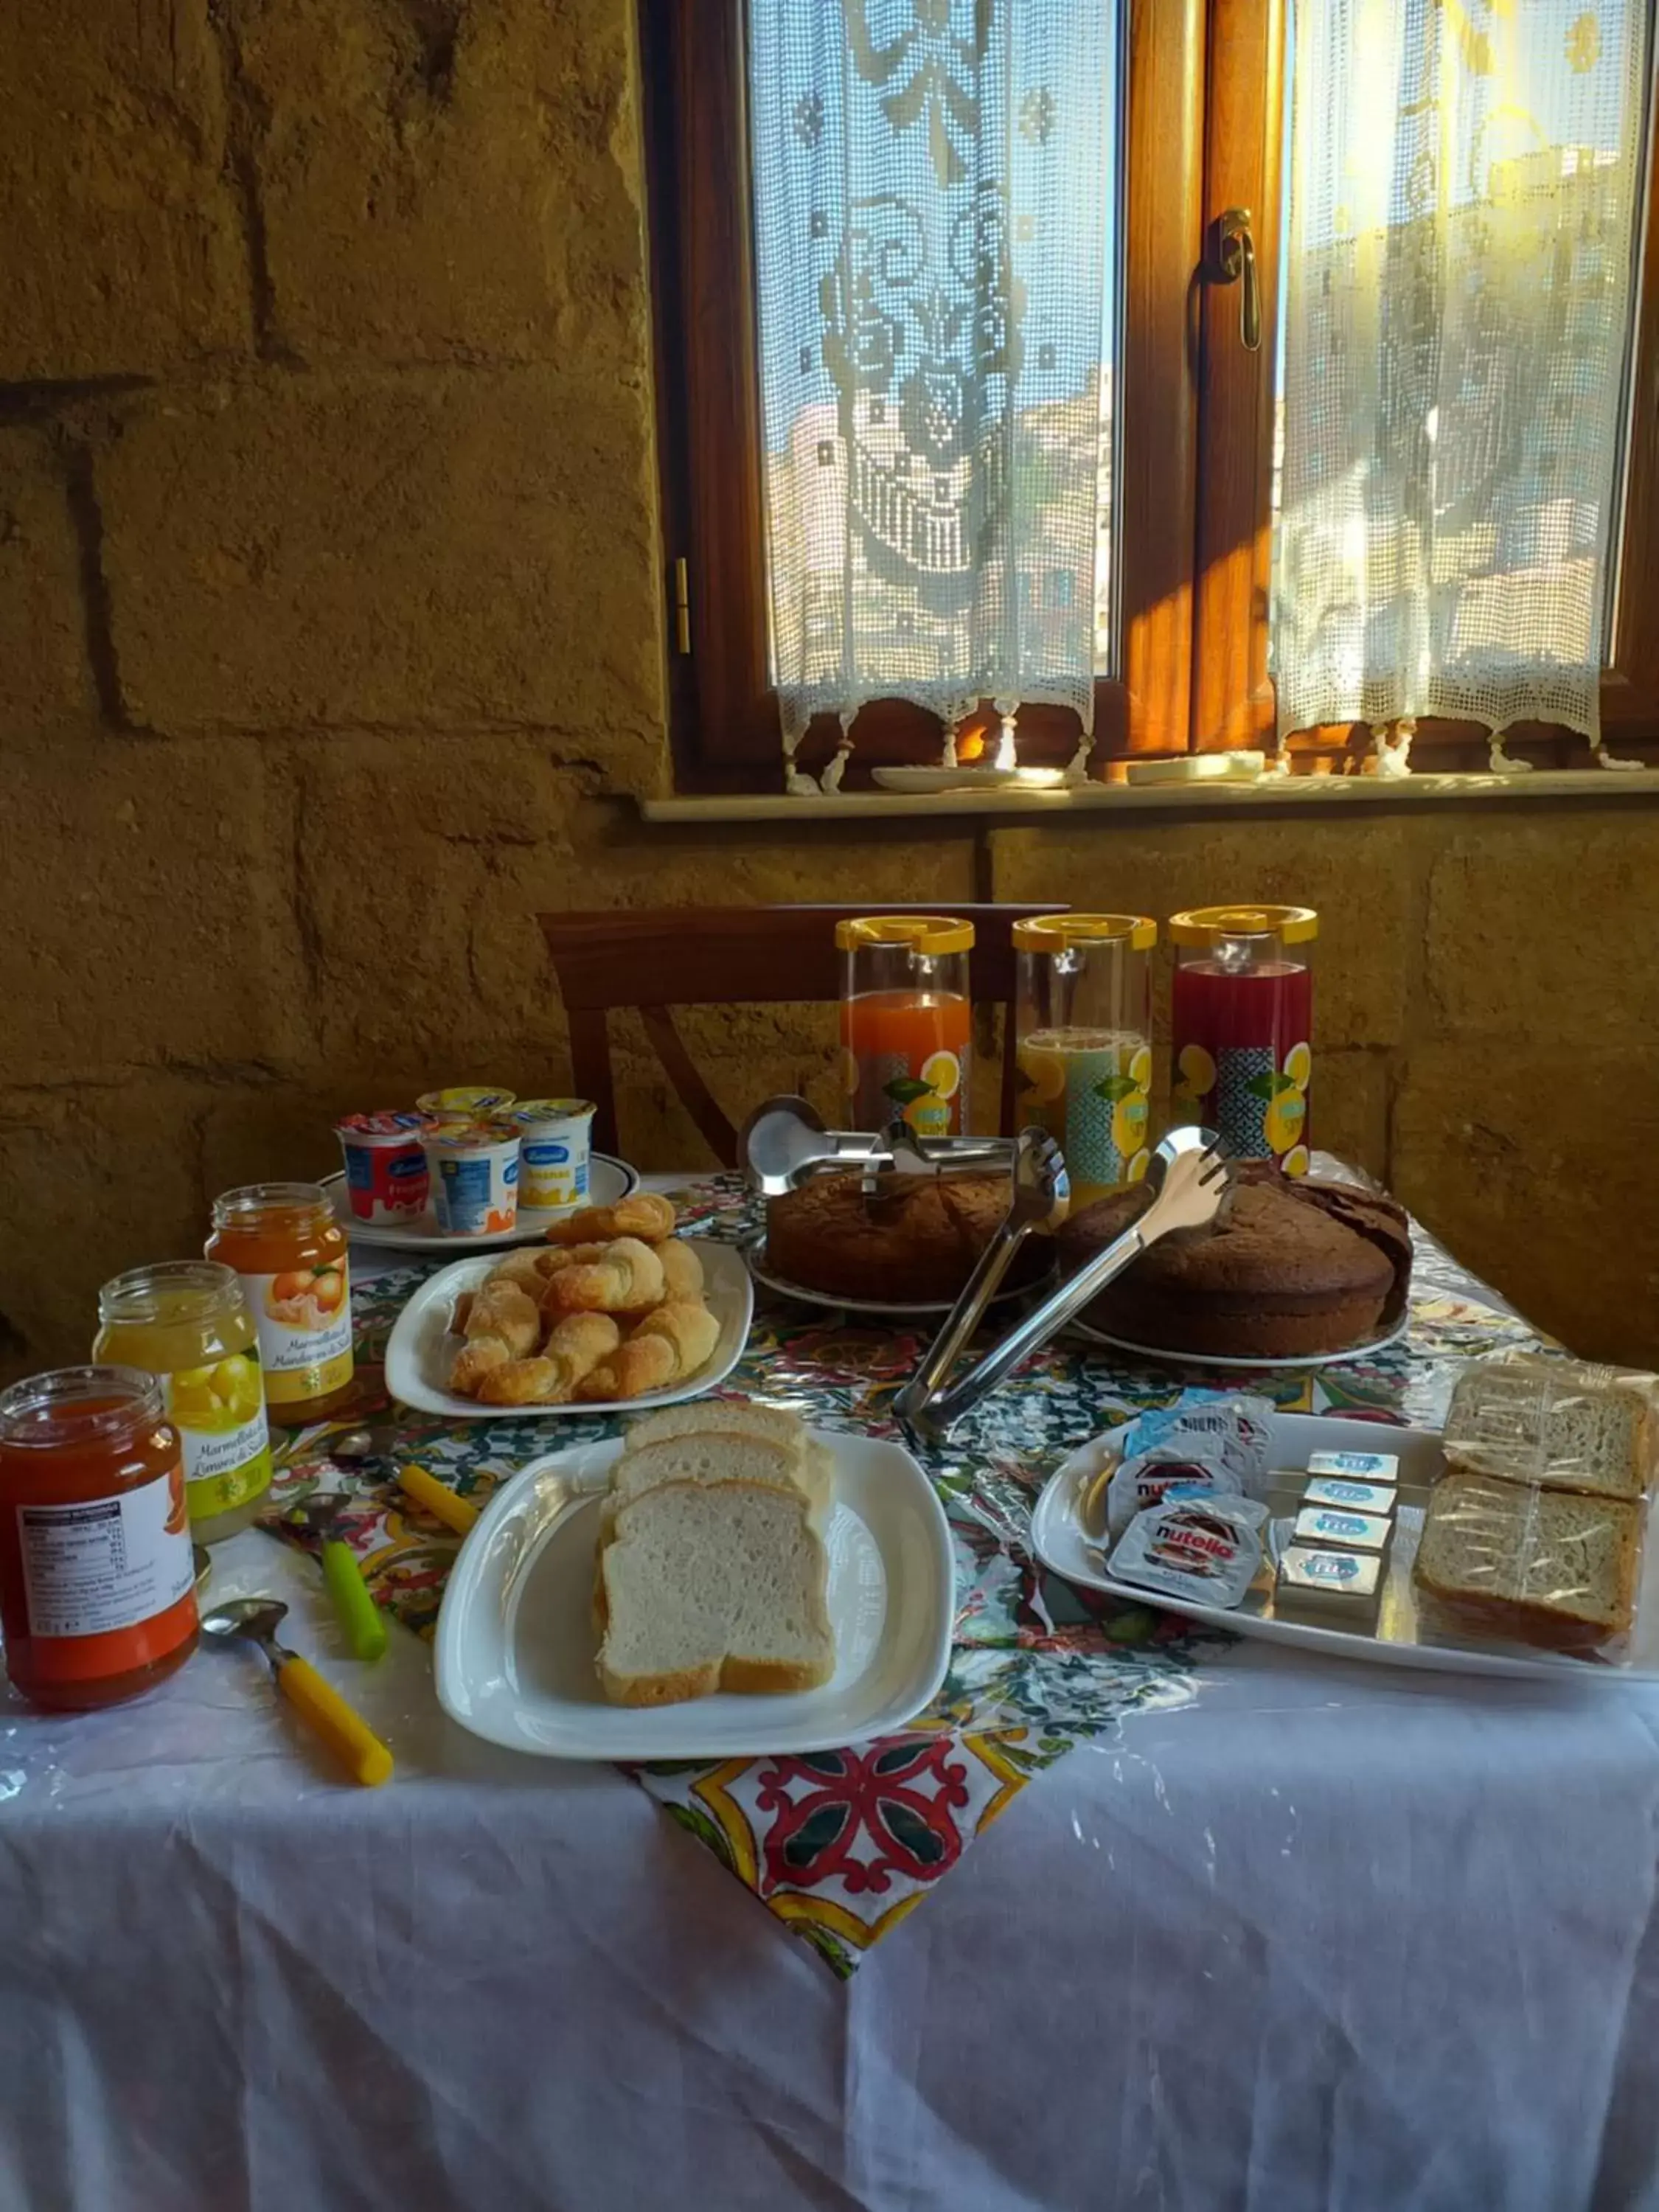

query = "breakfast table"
[2,1172,1658,2212]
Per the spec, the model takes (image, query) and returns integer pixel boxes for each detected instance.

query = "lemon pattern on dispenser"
[1216,1040,1311,1168]
[1017,1032,1150,1205]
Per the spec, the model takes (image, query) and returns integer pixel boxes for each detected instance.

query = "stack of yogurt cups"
[333,1088,597,1237]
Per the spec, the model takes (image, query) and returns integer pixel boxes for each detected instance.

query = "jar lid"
[1168,904,1318,946]
[0,1365,164,1447]
[98,1260,246,1326]
[834,915,976,955]
[210,1180,332,1228]
[1012,914,1157,953]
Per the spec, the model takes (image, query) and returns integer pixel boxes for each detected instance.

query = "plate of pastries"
[383,1194,754,1417]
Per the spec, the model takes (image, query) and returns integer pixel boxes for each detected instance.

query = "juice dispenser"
[1013,915,1156,1204]
[838,916,975,1136]
[1169,905,1317,1172]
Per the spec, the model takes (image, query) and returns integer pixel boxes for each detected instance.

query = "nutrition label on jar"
[17,1472,195,1640]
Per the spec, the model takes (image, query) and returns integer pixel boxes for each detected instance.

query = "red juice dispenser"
[1168,905,1317,1173]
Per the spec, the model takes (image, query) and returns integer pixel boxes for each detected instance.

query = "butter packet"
[1107,1495,1268,1610]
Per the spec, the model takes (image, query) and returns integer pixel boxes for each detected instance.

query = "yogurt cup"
[424,1122,521,1237]
[416,1086,516,1123]
[334,1112,430,1222]
[511,1099,596,1212]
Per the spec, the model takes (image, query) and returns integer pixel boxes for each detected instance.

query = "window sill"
[641,767,1659,824]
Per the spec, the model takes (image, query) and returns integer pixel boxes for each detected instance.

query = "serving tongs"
[894,1127,1236,1440]
[740,1095,1016,1201]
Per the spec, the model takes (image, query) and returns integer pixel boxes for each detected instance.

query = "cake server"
[891,1124,1068,1420]
[894,1127,1236,1440]
[740,1095,1015,1197]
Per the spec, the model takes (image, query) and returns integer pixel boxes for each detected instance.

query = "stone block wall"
[2,0,1656,1374]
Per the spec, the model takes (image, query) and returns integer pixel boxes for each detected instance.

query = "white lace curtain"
[748,0,1112,782]
[1274,0,1653,742]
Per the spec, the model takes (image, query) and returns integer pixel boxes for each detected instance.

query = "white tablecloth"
[4,1253,1659,2211]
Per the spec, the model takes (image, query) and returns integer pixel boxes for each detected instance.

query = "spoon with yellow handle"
[395,1462,479,1536]
[200,1599,394,1787]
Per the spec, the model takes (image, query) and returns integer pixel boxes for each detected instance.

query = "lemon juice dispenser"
[1013,915,1155,1205]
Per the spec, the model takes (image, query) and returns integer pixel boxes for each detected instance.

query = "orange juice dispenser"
[1169,905,1317,1172]
[1013,915,1155,1205]
[838,916,974,1135]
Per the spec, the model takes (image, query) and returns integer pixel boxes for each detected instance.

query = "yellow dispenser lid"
[1168,904,1318,946]
[1012,914,1157,953]
[834,915,976,955]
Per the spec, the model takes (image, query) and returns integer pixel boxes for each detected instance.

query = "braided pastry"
[540,1237,666,1319]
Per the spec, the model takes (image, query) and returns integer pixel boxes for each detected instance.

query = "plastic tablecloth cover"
[0,1171,1657,2212]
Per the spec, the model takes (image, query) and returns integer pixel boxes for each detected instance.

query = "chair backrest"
[538,902,1069,1166]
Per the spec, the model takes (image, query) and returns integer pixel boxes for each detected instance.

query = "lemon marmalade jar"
[206,1183,355,1424]
[94,1262,273,1543]
[0,1366,198,1711]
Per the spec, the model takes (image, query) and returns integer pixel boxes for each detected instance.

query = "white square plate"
[434,1427,956,1759]
[383,1237,753,1419]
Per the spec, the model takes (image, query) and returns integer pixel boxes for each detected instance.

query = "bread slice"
[1413,1470,1642,1650]
[602,1430,832,1528]
[625,1400,807,1456]
[598,1478,835,1705]
[1444,1359,1652,1501]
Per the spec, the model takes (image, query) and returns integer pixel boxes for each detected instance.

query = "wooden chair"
[538,903,1069,1166]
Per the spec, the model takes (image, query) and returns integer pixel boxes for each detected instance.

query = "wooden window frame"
[643,0,1659,789]
[1196,0,1659,771]
[639,0,1206,791]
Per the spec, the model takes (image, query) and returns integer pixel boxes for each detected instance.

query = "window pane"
[748,0,1124,737]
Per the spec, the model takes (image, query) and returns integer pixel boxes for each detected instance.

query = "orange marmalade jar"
[206,1182,355,1422]
[0,1366,198,1711]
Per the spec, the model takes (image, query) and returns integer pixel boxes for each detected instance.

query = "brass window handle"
[1211,206,1261,354]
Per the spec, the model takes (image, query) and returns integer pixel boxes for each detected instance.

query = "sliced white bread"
[625,1400,807,1456]
[604,1427,833,1530]
[598,1477,835,1705]
[1444,1360,1652,1500]
[1413,1470,1641,1650]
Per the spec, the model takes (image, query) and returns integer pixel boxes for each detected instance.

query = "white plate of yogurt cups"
[322,1154,641,1253]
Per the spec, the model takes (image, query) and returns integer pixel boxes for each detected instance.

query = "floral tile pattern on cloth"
[263,1169,1547,1975]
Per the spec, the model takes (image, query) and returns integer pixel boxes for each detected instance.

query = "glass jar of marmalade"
[0,1366,198,1711]
[206,1182,355,1422]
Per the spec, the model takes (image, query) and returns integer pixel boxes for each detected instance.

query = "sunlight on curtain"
[748,0,1115,776]
[1273,0,1653,740]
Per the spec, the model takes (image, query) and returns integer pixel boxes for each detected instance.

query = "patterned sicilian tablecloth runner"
[265,1172,1544,1979]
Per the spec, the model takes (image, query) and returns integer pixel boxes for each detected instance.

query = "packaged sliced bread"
[1413,1469,1642,1653]
[1442,1354,1656,1501]
[598,1477,835,1705]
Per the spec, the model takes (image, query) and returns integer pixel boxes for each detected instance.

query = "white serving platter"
[383,1237,752,1419]
[323,1155,641,1253]
[1031,1410,1659,1686]
[1068,1316,1408,1372]
[745,1235,1048,1321]
[434,1427,956,1759]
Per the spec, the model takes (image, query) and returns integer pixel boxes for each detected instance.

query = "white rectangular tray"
[383,1237,752,1419]
[434,1428,956,1759]
[1031,1411,1659,1685]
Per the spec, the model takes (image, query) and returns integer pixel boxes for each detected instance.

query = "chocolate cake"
[1056,1161,1411,1358]
[765,1171,1048,1305]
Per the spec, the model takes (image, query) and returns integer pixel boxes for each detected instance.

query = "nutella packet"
[1105,1392,1276,1539]
[1107,1494,1269,1610]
